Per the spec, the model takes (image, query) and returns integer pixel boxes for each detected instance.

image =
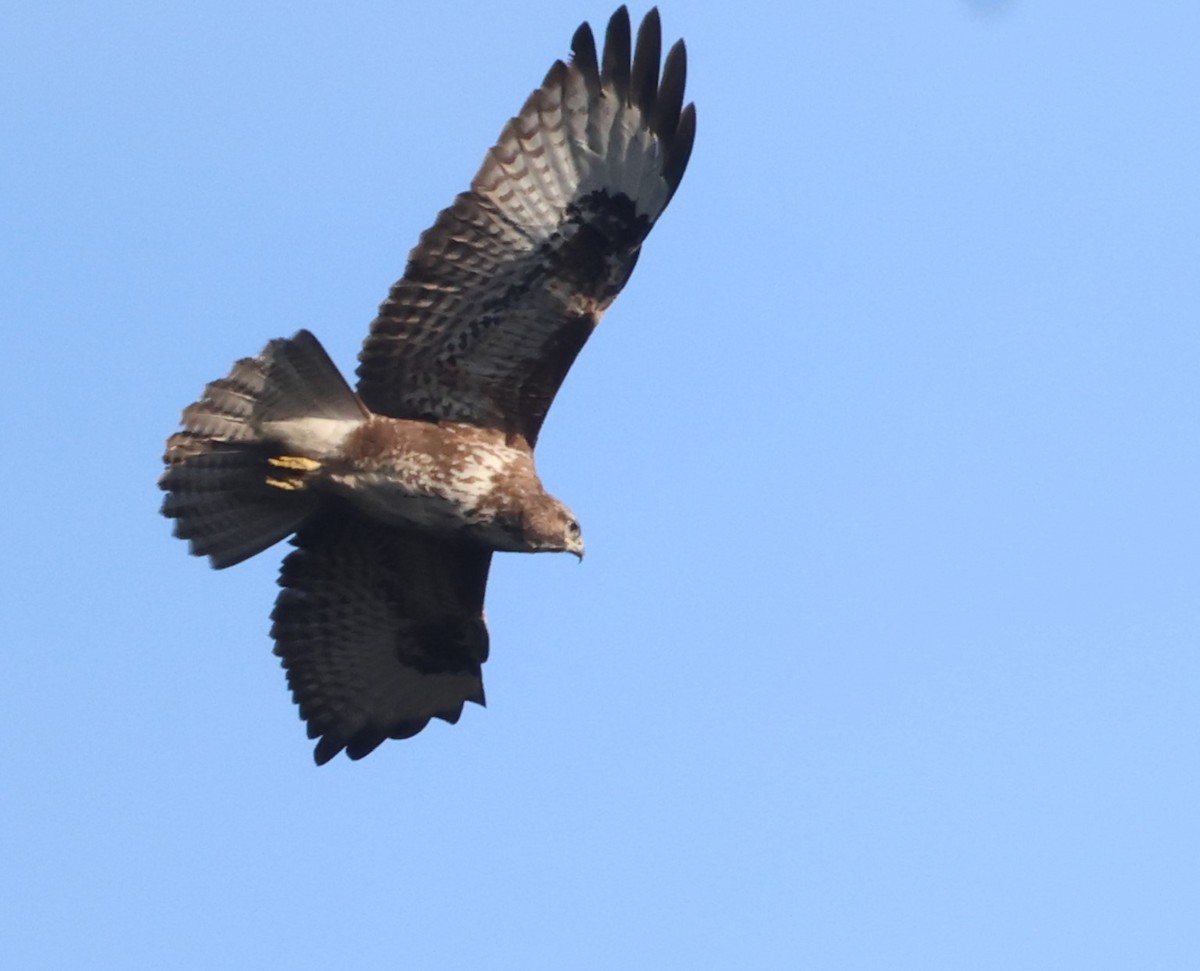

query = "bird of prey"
[160,6,695,764]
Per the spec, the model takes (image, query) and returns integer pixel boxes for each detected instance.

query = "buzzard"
[160,6,695,764]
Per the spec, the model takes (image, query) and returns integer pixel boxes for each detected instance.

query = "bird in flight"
[160,6,695,764]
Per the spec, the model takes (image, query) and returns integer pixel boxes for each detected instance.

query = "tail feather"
[255,330,367,424]
[160,330,365,569]
[178,359,267,443]
[161,445,319,568]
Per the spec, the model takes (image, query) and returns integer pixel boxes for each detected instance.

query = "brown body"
[323,417,582,553]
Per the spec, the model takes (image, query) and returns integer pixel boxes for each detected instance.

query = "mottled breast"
[327,418,541,538]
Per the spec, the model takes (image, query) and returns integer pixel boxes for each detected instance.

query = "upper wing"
[356,6,695,446]
[270,503,492,764]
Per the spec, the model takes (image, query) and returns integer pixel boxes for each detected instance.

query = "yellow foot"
[267,455,322,472]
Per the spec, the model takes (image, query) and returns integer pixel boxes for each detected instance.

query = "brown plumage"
[160,6,695,764]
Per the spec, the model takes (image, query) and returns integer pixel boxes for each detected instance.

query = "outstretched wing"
[356,6,695,446]
[270,504,491,764]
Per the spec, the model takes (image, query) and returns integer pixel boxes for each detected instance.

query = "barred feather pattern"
[271,507,491,764]
[357,6,695,446]
[160,331,364,568]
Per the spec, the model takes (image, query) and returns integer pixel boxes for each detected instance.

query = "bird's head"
[524,495,585,560]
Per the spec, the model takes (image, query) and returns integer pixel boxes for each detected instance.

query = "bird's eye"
[567,520,581,537]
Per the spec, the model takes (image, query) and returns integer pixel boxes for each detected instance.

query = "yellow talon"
[265,477,302,491]
[267,455,322,472]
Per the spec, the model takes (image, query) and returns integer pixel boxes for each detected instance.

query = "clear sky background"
[4,1,1198,967]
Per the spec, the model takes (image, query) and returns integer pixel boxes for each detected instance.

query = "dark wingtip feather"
[653,37,687,143]
[629,8,662,112]
[601,6,632,99]
[630,12,694,200]
[570,20,599,86]
[664,101,696,199]
[313,736,342,766]
[541,58,569,91]
[345,734,389,762]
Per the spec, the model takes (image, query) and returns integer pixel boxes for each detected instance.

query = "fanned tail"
[160,330,367,569]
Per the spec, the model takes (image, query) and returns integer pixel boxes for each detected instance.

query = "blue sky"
[4,1,1198,967]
